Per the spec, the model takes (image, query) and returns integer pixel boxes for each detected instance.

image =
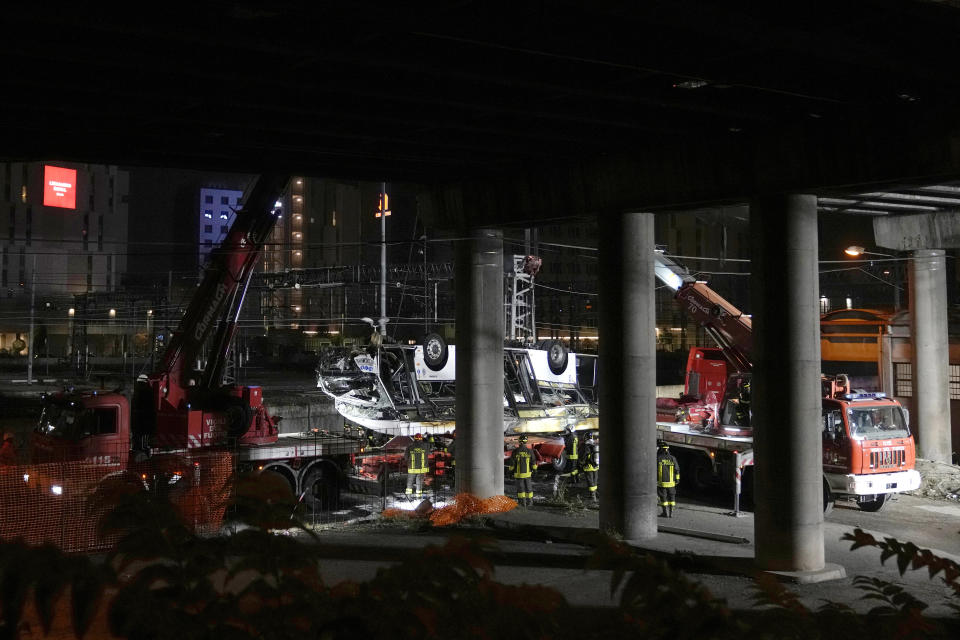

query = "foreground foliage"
[1,476,959,639]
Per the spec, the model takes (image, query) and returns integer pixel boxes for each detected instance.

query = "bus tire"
[423,333,448,371]
[544,340,568,374]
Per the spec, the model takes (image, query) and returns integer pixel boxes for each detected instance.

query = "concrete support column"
[598,211,657,539]
[751,194,824,572]
[909,249,952,463]
[455,229,505,498]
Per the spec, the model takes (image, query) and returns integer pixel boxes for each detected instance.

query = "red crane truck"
[31,174,362,512]
[653,251,920,513]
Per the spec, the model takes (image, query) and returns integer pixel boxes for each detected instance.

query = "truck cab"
[821,391,920,511]
[33,390,131,467]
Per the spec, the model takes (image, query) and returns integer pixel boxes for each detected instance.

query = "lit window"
[204,209,213,218]
[220,211,228,219]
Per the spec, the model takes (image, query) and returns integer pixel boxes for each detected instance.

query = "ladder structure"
[506,255,540,342]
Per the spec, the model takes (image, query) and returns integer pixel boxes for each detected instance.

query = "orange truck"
[653,251,920,512]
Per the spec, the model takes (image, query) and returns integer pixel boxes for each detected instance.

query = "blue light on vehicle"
[843,392,887,401]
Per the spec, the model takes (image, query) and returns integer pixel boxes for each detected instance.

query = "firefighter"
[582,432,599,503]
[734,379,752,427]
[404,433,429,499]
[0,432,17,465]
[657,443,680,517]
[509,434,536,506]
[563,426,580,482]
[443,432,455,473]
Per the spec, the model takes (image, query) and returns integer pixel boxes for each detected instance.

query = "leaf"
[70,562,110,640]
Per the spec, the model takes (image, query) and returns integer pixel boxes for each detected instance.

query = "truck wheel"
[423,333,448,371]
[823,479,835,515]
[302,464,341,512]
[857,493,888,512]
[688,456,713,492]
[551,449,567,472]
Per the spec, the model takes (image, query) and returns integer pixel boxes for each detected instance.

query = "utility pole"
[376,182,391,336]
[27,255,36,384]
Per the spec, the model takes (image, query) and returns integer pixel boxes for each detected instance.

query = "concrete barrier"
[264,396,343,434]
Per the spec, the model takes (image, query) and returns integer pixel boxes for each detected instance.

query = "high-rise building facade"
[198,187,243,268]
[0,161,129,356]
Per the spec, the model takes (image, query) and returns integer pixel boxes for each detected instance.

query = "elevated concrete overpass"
[3,1,960,576]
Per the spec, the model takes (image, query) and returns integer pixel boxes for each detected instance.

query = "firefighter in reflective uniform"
[563,426,580,482]
[510,435,536,506]
[657,443,680,517]
[405,433,429,499]
[582,432,599,503]
[734,380,751,427]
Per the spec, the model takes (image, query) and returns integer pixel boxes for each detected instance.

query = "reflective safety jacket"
[406,442,429,474]
[657,453,679,488]
[564,432,579,461]
[510,445,535,479]
[582,441,599,472]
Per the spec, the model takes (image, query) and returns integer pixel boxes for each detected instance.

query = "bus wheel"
[823,479,835,515]
[857,493,887,512]
[423,333,448,371]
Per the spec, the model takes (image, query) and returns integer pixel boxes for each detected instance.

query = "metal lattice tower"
[506,255,539,342]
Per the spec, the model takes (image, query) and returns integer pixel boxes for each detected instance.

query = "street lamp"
[843,245,901,309]
[844,245,894,259]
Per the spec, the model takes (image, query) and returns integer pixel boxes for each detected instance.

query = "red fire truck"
[31,174,362,512]
[653,251,920,512]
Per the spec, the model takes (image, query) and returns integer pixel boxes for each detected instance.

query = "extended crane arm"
[654,251,752,372]
[158,174,290,392]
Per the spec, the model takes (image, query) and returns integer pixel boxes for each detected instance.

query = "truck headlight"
[51,485,63,496]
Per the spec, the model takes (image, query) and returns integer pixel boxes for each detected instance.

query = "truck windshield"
[847,406,909,439]
[36,404,83,438]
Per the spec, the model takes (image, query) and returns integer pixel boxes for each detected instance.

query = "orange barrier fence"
[0,451,234,552]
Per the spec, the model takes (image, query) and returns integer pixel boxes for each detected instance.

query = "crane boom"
[653,251,752,372]
[159,174,290,391]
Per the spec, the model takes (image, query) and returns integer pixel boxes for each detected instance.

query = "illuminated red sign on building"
[43,165,77,209]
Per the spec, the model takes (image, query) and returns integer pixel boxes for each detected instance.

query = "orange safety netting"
[383,492,517,526]
[0,451,233,552]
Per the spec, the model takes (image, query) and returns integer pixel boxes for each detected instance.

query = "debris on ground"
[382,493,517,526]
[910,458,960,500]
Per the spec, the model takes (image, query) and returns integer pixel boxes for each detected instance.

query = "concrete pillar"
[751,194,824,572]
[454,229,505,498]
[598,211,657,539]
[909,249,952,463]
